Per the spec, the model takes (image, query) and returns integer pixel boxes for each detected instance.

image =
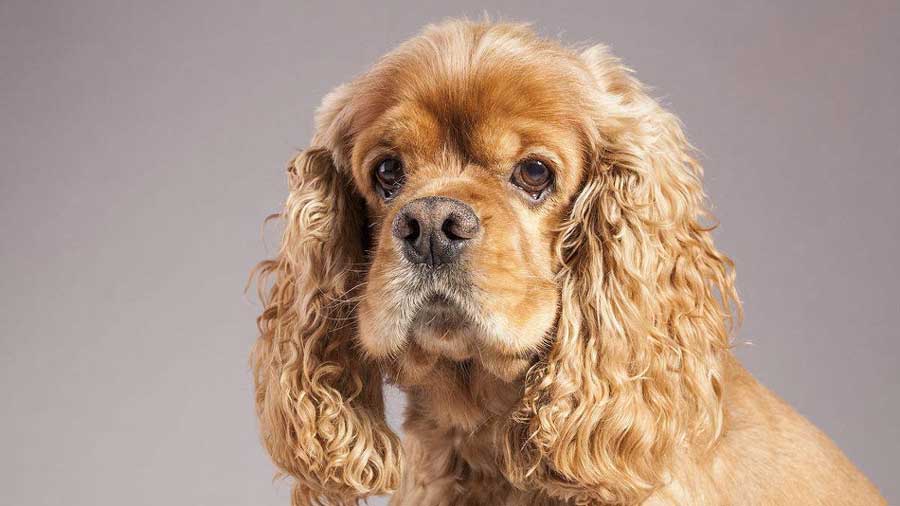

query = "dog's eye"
[374,157,405,200]
[511,159,553,198]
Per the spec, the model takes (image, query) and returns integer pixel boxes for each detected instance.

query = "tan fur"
[251,19,885,505]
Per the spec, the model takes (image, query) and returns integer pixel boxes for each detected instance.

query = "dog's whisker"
[245,18,880,505]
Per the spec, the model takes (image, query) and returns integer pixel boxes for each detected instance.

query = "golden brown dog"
[251,19,885,506]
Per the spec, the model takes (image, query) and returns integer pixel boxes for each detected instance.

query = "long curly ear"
[251,92,402,505]
[501,46,740,505]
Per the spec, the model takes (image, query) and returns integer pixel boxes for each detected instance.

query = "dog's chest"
[399,389,571,506]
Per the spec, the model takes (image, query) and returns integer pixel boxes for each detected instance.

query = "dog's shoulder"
[696,359,886,505]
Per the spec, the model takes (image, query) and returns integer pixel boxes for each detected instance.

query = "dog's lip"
[412,293,472,331]
[423,293,455,310]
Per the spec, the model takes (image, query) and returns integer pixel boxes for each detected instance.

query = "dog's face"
[348,56,592,381]
[253,20,739,506]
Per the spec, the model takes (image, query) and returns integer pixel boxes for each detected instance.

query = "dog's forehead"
[377,99,561,169]
[350,45,591,176]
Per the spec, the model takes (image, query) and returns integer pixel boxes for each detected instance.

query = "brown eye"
[374,157,405,199]
[512,159,553,198]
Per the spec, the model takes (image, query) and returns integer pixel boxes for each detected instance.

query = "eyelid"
[365,150,399,171]
[518,157,555,176]
[517,147,562,172]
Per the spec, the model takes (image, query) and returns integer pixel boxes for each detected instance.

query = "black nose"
[392,196,480,266]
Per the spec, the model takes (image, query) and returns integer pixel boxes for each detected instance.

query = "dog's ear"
[501,46,740,504]
[251,87,402,505]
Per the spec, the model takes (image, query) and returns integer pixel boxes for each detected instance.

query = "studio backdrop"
[1,1,898,505]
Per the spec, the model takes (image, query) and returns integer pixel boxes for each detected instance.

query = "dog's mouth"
[406,293,478,361]
[412,293,470,330]
[391,290,535,384]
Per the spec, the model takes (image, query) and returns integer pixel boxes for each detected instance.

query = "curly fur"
[251,146,402,505]
[251,19,884,506]
[499,47,739,504]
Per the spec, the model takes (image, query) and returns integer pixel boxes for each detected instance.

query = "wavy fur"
[500,46,739,504]
[251,19,884,506]
[251,141,402,504]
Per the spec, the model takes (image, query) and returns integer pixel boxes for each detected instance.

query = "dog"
[250,19,885,505]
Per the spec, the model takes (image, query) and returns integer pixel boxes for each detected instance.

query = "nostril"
[392,210,422,243]
[404,218,420,242]
[441,217,463,241]
[441,212,479,241]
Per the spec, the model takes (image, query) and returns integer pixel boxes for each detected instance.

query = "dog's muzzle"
[392,196,480,266]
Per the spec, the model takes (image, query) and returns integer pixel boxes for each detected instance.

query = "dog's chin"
[357,265,547,382]
[407,293,477,362]
[383,292,533,383]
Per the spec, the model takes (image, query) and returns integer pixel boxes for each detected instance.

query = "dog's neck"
[385,330,532,428]
[399,357,525,432]
[387,351,568,505]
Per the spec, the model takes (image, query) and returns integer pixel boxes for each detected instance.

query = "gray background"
[1,1,898,505]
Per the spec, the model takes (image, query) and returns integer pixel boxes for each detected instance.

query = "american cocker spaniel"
[251,20,885,506]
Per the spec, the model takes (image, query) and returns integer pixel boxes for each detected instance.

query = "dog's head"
[252,20,739,505]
